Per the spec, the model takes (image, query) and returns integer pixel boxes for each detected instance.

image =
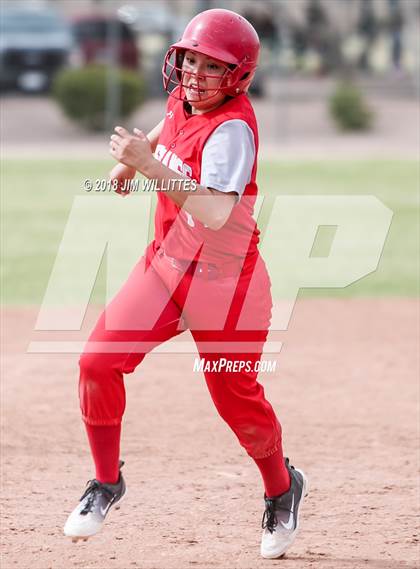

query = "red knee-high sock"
[254,448,291,498]
[85,423,121,484]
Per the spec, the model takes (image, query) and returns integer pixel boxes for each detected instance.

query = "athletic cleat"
[260,457,308,559]
[64,460,126,540]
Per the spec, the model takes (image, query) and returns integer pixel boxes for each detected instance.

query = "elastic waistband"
[158,248,249,280]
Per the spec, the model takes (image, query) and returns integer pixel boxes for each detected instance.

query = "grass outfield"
[1,159,418,304]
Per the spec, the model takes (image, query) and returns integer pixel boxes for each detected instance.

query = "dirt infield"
[1,299,419,569]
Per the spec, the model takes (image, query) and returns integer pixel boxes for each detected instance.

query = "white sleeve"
[200,119,255,201]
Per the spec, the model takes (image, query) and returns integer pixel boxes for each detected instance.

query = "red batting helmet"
[162,9,260,100]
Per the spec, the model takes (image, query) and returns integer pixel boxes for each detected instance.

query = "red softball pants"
[79,243,282,459]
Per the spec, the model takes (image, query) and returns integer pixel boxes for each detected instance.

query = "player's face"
[182,50,229,113]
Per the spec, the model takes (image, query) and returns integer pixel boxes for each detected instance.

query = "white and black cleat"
[260,457,308,559]
[64,460,126,541]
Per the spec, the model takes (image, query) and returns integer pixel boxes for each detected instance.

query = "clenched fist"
[109,126,154,174]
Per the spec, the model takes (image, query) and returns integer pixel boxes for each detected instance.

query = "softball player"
[64,9,307,559]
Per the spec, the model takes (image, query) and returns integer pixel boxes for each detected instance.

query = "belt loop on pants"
[159,248,242,280]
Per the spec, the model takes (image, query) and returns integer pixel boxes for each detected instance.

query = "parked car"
[71,15,140,70]
[0,5,73,92]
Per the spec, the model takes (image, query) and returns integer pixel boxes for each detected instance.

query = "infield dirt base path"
[1,299,419,569]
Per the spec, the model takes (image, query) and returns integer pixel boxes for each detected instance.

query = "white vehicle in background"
[0,4,74,93]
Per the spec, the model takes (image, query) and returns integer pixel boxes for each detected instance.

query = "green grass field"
[1,159,418,304]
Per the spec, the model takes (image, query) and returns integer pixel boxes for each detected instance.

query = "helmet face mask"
[162,9,260,102]
[163,47,237,102]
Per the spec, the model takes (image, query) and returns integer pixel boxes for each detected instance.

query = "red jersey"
[153,93,260,264]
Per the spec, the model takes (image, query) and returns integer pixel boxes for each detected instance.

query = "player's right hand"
[109,163,136,195]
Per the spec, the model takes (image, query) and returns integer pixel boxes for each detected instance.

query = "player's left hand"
[109,126,153,173]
